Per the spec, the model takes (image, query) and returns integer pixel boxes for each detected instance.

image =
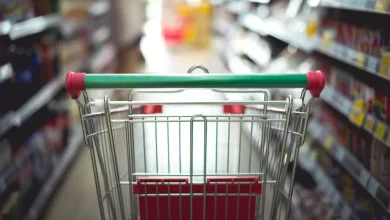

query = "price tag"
[349,99,366,127]
[367,55,379,73]
[324,135,334,150]
[367,178,379,196]
[332,90,352,115]
[322,86,334,102]
[374,121,387,140]
[355,0,367,9]
[356,52,366,67]
[337,43,347,57]
[375,0,388,12]
[358,169,370,187]
[336,146,346,162]
[346,48,357,63]
[329,43,339,56]
[363,114,376,133]
[321,34,333,52]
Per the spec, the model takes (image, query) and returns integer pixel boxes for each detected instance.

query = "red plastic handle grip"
[306,70,325,98]
[66,72,85,99]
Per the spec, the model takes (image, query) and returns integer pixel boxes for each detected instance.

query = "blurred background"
[1,0,390,219]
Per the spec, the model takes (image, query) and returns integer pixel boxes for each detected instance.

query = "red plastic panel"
[133,177,261,220]
[223,105,245,114]
[142,105,163,114]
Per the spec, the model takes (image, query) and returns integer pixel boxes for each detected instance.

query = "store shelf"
[298,144,359,220]
[321,85,390,149]
[320,0,390,15]
[0,146,36,196]
[240,14,319,53]
[89,1,110,16]
[309,120,390,214]
[24,125,83,220]
[0,73,68,138]
[9,14,60,40]
[0,63,13,84]
[317,41,384,81]
[240,14,389,82]
[0,21,11,35]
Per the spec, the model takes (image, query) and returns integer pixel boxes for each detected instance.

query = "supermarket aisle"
[45,35,228,219]
[44,148,100,220]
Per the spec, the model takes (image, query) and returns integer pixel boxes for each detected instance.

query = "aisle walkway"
[45,34,228,219]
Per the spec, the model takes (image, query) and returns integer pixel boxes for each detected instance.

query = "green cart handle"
[66,71,325,99]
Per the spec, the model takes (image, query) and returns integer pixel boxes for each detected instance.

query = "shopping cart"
[66,65,324,220]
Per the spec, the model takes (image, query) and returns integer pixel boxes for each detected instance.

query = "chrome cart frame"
[67,65,324,220]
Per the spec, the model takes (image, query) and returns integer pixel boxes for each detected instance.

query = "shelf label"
[336,146,346,161]
[375,0,388,12]
[356,0,368,9]
[368,178,380,196]
[367,55,379,73]
[374,121,387,140]
[349,99,366,127]
[363,114,376,133]
[329,43,337,55]
[324,135,334,150]
[358,169,370,187]
[332,90,352,115]
[356,52,366,67]
[322,86,334,102]
[346,48,357,63]
[379,53,390,78]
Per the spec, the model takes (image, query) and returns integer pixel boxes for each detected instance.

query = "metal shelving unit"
[8,14,61,40]
[309,121,390,214]
[24,126,83,220]
[319,0,390,15]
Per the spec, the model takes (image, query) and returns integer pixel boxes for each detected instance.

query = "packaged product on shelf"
[0,192,22,220]
[38,31,60,82]
[361,137,371,169]
[59,36,88,73]
[16,162,32,196]
[379,143,390,190]
[0,0,35,22]
[32,0,59,16]
[0,140,12,172]
[370,139,390,191]
[370,139,381,179]
[368,90,390,125]
[42,119,63,153]
[25,130,49,182]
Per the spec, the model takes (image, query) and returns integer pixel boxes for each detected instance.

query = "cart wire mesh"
[76,89,311,220]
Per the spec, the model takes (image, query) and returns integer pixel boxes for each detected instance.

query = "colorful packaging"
[25,130,49,182]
